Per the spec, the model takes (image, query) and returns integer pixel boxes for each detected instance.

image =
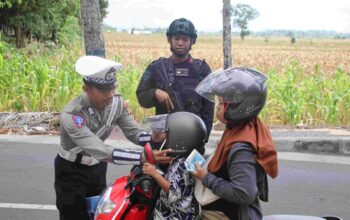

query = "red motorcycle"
[87,112,207,220]
[86,111,343,220]
[88,143,162,220]
[87,142,343,220]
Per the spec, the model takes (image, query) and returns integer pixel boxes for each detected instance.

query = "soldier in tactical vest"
[54,56,171,220]
[136,18,214,152]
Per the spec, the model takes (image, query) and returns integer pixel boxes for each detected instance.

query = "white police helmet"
[75,56,122,91]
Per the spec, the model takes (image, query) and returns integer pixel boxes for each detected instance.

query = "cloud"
[340,6,350,32]
[105,0,173,29]
[105,0,350,32]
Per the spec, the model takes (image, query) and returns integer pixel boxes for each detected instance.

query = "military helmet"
[166,18,197,40]
[195,67,268,124]
[165,112,207,157]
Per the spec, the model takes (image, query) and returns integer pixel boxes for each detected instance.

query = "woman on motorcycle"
[143,111,207,220]
[192,67,279,220]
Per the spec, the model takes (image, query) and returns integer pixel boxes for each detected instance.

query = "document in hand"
[184,149,205,172]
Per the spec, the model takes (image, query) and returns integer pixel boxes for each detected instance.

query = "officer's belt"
[58,147,100,166]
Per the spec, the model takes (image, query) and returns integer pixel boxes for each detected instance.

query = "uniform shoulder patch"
[72,115,85,128]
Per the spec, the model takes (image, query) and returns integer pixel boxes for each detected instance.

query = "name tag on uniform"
[175,68,189,77]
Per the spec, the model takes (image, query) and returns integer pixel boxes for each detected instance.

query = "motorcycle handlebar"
[140,178,153,194]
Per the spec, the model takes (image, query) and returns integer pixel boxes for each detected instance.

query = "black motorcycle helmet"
[195,67,267,124]
[166,18,197,44]
[165,112,207,157]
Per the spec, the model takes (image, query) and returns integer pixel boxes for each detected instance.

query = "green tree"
[80,0,105,57]
[231,4,259,40]
[99,0,109,20]
[288,31,296,44]
[223,0,232,69]
[0,0,108,48]
[0,0,80,47]
[0,0,12,8]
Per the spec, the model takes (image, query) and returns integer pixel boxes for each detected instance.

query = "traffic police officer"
[136,18,214,153]
[54,56,171,220]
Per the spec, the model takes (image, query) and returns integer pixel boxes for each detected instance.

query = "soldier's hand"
[155,89,174,112]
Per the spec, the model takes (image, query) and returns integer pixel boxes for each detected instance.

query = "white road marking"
[207,149,350,165]
[0,203,57,210]
[278,151,350,165]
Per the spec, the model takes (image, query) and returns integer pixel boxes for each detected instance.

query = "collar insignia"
[88,107,95,116]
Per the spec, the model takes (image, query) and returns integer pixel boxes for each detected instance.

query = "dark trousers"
[54,154,107,220]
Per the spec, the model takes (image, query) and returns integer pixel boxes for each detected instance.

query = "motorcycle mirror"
[144,143,155,165]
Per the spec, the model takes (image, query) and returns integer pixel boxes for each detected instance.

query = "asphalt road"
[0,142,349,220]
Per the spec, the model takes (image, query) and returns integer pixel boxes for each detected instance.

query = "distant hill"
[249,29,350,39]
[103,23,350,39]
[200,29,350,39]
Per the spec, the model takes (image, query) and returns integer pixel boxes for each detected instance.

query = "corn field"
[1,33,349,127]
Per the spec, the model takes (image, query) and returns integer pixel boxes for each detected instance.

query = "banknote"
[184,149,205,172]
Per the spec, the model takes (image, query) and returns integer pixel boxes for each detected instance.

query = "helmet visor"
[195,67,267,104]
[195,68,229,102]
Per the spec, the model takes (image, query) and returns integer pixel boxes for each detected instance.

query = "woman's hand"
[191,162,207,180]
[142,162,158,177]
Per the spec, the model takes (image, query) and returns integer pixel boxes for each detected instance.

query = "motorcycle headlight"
[94,186,116,219]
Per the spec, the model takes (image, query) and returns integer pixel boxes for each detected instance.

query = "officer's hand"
[191,162,207,180]
[155,89,174,112]
[152,149,172,164]
[140,149,172,164]
[152,131,166,143]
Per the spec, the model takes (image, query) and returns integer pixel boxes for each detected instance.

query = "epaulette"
[193,58,206,66]
[192,58,206,75]
[114,94,123,105]
[64,99,84,115]
[150,57,168,65]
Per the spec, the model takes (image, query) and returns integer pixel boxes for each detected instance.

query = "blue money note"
[185,149,205,172]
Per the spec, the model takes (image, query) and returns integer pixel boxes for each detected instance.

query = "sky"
[104,0,350,33]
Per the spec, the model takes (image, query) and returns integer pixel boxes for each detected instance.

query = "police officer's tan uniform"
[59,93,144,164]
[54,56,150,220]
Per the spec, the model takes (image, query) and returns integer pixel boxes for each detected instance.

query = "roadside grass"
[1,34,349,127]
